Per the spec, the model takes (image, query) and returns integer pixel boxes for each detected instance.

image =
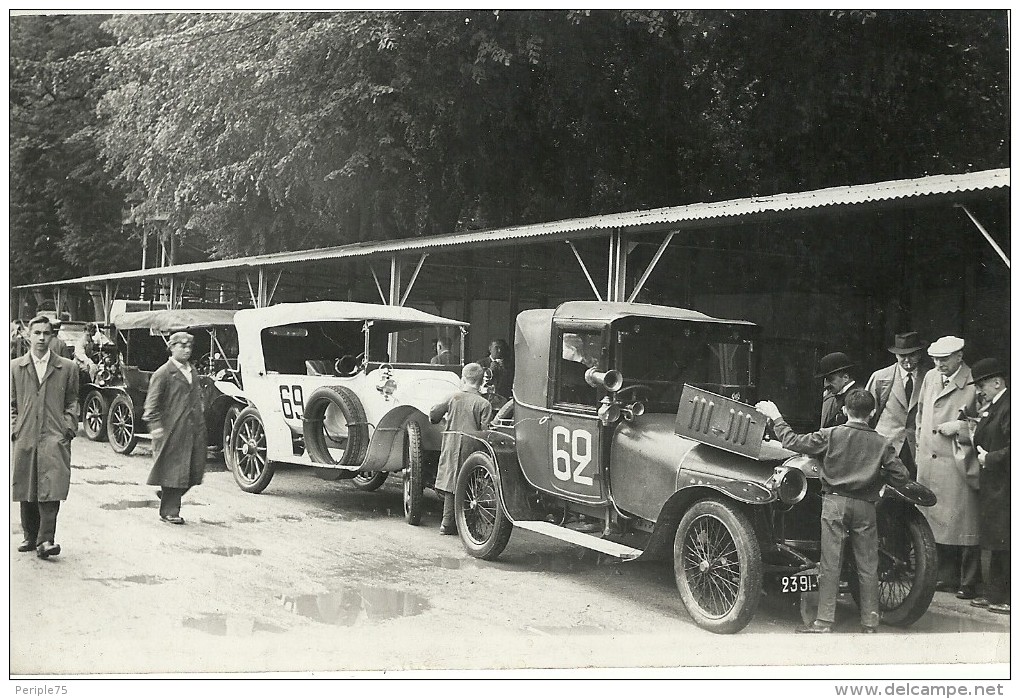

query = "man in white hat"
[143,331,207,525]
[914,335,981,599]
[864,331,932,477]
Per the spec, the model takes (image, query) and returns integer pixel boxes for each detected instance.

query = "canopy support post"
[956,204,1009,268]
[399,254,428,307]
[627,232,677,303]
[567,241,604,302]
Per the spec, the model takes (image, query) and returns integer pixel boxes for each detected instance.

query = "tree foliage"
[10,10,1010,273]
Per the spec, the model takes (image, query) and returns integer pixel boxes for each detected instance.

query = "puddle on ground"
[84,574,169,587]
[235,515,262,524]
[198,519,230,528]
[433,556,482,571]
[73,463,115,470]
[84,479,136,486]
[278,586,429,626]
[277,514,303,522]
[183,613,284,636]
[526,625,605,636]
[195,546,262,557]
[308,511,346,522]
[100,499,158,510]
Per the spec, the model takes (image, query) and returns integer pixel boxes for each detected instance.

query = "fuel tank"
[609,412,804,523]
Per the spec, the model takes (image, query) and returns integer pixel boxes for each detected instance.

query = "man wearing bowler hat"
[915,335,981,599]
[865,332,932,477]
[817,352,858,429]
[968,358,1010,614]
[143,331,207,525]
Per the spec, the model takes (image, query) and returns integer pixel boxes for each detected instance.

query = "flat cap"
[168,331,194,346]
[927,336,965,357]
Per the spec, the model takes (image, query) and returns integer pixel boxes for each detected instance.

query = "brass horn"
[584,368,623,392]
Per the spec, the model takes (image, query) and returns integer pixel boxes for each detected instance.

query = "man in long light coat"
[143,331,207,525]
[865,331,932,477]
[915,335,981,599]
[11,315,79,558]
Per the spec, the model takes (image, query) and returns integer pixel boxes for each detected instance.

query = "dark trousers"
[159,487,189,518]
[985,550,1010,604]
[899,441,916,480]
[936,543,981,588]
[20,501,61,545]
[817,494,880,627]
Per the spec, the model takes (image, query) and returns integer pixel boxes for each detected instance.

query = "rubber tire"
[848,504,938,627]
[107,393,139,455]
[402,421,425,525]
[230,406,276,493]
[221,404,242,470]
[352,470,388,491]
[302,385,369,467]
[673,498,763,634]
[455,452,513,561]
[82,390,109,441]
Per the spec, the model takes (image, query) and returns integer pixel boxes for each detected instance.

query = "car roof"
[233,301,469,332]
[553,301,756,326]
[113,308,239,332]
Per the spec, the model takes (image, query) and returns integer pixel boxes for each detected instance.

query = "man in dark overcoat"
[968,358,1010,615]
[11,315,79,558]
[143,331,207,525]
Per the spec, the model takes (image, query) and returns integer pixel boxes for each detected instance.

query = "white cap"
[928,335,965,357]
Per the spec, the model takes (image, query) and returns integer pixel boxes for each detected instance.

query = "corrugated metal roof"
[16,168,1008,289]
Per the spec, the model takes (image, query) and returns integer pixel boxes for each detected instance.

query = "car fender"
[358,405,434,473]
[213,379,246,402]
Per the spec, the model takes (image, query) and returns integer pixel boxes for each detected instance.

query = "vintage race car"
[92,308,244,456]
[227,301,468,500]
[451,301,938,634]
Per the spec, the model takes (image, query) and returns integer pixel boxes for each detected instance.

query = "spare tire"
[303,385,369,467]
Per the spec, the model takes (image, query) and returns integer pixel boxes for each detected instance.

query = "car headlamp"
[768,464,808,505]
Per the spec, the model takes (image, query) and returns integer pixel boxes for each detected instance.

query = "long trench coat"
[974,390,1010,551]
[430,389,493,493]
[915,364,980,546]
[11,353,79,502]
[143,360,206,489]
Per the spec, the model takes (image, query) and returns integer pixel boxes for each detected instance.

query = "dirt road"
[9,435,1009,676]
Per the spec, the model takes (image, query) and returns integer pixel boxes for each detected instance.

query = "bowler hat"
[968,357,1007,384]
[888,332,925,355]
[815,352,856,378]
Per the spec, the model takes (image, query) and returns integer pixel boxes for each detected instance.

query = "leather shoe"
[439,522,457,535]
[970,597,990,608]
[155,489,162,500]
[17,540,36,553]
[796,621,832,634]
[955,586,977,600]
[859,625,878,634]
[987,603,1011,615]
[160,515,186,525]
[36,541,61,559]
[935,581,957,593]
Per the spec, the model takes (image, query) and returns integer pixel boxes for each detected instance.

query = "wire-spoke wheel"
[352,470,388,491]
[221,404,242,469]
[455,452,512,560]
[230,407,275,493]
[82,390,109,441]
[849,503,937,627]
[107,393,138,455]
[402,421,424,525]
[674,499,761,634]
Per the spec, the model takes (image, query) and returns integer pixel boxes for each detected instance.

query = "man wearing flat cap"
[143,331,207,525]
[969,358,1010,614]
[865,332,932,477]
[915,335,981,599]
[817,351,858,429]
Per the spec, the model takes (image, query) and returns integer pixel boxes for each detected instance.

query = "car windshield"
[614,317,756,409]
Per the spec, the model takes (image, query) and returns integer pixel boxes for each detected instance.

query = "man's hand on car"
[755,400,782,421]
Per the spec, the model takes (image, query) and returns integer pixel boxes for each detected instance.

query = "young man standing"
[757,389,910,633]
[11,315,80,558]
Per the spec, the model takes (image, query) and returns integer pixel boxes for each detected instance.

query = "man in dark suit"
[143,331,207,525]
[968,358,1010,615]
[479,339,514,400]
[11,315,79,558]
[817,352,858,428]
[865,332,932,477]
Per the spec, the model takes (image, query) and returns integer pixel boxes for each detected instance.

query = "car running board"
[512,520,643,560]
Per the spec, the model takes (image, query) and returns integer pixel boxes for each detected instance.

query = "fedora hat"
[968,357,1007,385]
[815,352,856,378]
[888,331,925,355]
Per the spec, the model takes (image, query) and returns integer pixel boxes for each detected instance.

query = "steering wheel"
[335,352,364,377]
[195,353,213,376]
[616,384,653,401]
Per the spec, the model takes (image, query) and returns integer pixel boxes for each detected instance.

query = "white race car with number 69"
[227,302,468,512]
